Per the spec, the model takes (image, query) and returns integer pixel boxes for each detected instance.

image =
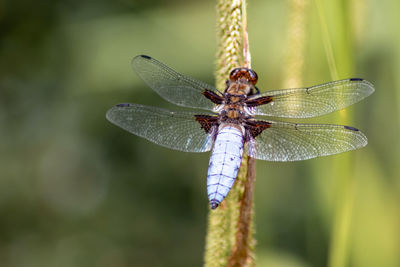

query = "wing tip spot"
[116,103,131,107]
[344,125,359,131]
[349,78,364,81]
[139,55,152,60]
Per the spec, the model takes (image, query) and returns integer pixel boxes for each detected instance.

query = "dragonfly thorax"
[219,105,251,126]
[219,92,254,125]
[225,80,256,96]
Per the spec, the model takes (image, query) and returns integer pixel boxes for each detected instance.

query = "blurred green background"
[1,0,399,266]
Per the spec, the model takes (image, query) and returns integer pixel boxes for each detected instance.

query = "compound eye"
[229,68,242,81]
[229,68,258,85]
[247,69,258,85]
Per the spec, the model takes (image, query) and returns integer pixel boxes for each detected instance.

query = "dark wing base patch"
[203,90,223,105]
[245,96,273,107]
[245,120,272,139]
[194,115,219,133]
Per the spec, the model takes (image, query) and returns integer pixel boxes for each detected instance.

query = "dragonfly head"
[229,68,258,86]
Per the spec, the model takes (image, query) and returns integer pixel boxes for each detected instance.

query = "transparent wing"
[248,120,367,161]
[131,55,221,110]
[106,103,216,152]
[251,78,374,118]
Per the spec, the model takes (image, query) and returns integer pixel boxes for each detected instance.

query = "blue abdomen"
[207,125,244,209]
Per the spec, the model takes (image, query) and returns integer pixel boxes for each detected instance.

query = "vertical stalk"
[315,1,355,267]
[204,0,255,266]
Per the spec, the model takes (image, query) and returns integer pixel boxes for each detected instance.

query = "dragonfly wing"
[250,78,374,118]
[106,103,217,152]
[247,120,368,161]
[131,55,221,111]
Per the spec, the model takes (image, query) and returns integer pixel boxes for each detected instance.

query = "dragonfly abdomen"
[207,125,244,209]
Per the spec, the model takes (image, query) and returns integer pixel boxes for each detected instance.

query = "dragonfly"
[106,55,374,209]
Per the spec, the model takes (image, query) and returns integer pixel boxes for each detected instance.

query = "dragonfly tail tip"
[210,200,220,210]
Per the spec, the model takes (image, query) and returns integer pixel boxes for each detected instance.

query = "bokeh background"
[1,0,399,266]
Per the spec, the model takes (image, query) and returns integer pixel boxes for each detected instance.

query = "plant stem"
[204,0,255,266]
[227,156,256,267]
